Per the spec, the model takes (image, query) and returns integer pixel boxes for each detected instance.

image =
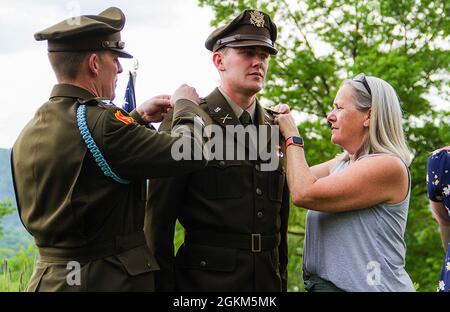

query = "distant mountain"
[0,148,15,203]
[0,148,32,254]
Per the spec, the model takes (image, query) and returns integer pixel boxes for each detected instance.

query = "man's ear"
[87,53,100,77]
[363,109,371,127]
[212,51,225,71]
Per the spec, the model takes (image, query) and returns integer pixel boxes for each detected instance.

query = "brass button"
[255,163,260,171]
[257,211,264,218]
[219,160,226,166]
[256,188,262,196]
[147,262,152,268]
[200,260,207,267]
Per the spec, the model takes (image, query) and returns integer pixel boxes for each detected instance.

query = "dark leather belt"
[184,229,280,253]
[38,231,146,262]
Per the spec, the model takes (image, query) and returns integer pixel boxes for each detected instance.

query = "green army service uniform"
[11,7,208,292]
[145,9,289,292]
[145,88,290,291]
[12,84,207,291]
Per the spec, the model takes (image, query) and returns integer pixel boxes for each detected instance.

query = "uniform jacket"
[145,88,289,292]
[11,84,207,291]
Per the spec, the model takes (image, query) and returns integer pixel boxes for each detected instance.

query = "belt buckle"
[251,234,261,253]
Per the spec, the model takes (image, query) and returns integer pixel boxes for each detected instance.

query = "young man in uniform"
[146,9,290,292]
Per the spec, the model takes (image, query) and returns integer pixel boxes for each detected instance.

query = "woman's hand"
[270,104,290,114]
[274,113,300,139]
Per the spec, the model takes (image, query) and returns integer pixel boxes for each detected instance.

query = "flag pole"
[121,59,138,113]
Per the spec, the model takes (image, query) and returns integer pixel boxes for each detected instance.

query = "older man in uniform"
[146,9,290,291]
[11,7,209,291]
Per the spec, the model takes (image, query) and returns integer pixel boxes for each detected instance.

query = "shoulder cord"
[76,104,130,184]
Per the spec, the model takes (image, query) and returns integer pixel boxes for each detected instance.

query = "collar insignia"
[220,114,232,124]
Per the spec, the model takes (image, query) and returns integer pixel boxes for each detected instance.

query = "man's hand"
[171,84,200,106]
[136,95,172,123]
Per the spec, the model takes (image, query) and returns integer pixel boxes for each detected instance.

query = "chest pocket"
[192,160,247,199]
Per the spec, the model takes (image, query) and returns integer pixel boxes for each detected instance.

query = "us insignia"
[250,11,265,27]
[115,111,135,125]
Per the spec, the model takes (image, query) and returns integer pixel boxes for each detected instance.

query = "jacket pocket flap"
[116,245,160,276]
[176,244,236,272]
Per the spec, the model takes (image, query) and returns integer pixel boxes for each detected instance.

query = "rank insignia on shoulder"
[100,99,114,106]
[115,110,135,125]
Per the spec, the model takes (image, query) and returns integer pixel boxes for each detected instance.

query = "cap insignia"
[249,11,265,28]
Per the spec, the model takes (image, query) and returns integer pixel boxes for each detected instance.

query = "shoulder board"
[78,97,115,107]
[263,107,279,122]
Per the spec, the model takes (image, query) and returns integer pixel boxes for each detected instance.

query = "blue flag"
[122,71,136,113]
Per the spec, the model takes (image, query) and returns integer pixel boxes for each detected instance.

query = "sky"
[0,0,220,148]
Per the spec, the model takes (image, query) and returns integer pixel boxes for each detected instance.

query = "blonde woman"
[275,74,415,292]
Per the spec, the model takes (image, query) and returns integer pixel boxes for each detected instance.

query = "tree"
[0,200,13,238]
[198,0,450,291]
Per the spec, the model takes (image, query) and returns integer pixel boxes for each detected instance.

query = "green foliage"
[0,197,36,292]
[199,0,449,292]
[174,221,185,252]
[0,200,13,237]
[286,201,306,292]
[0,243,37,292]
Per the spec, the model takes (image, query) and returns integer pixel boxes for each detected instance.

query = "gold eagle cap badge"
[249,11,265,28]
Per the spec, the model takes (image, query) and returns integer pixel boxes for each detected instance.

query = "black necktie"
[239,111,252,126]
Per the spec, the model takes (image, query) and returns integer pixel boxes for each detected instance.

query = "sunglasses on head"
[353,73,372,95]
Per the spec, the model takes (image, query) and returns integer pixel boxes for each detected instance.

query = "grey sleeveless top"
[303,154,415,292]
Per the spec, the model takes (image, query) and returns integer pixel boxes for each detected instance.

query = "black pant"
[304,275,345,292]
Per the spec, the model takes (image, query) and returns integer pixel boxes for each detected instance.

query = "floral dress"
[427,149,450,292]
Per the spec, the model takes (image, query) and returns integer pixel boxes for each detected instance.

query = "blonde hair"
[338,75,412,166]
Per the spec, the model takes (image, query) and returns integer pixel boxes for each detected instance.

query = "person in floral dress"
[427,146,450,292]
